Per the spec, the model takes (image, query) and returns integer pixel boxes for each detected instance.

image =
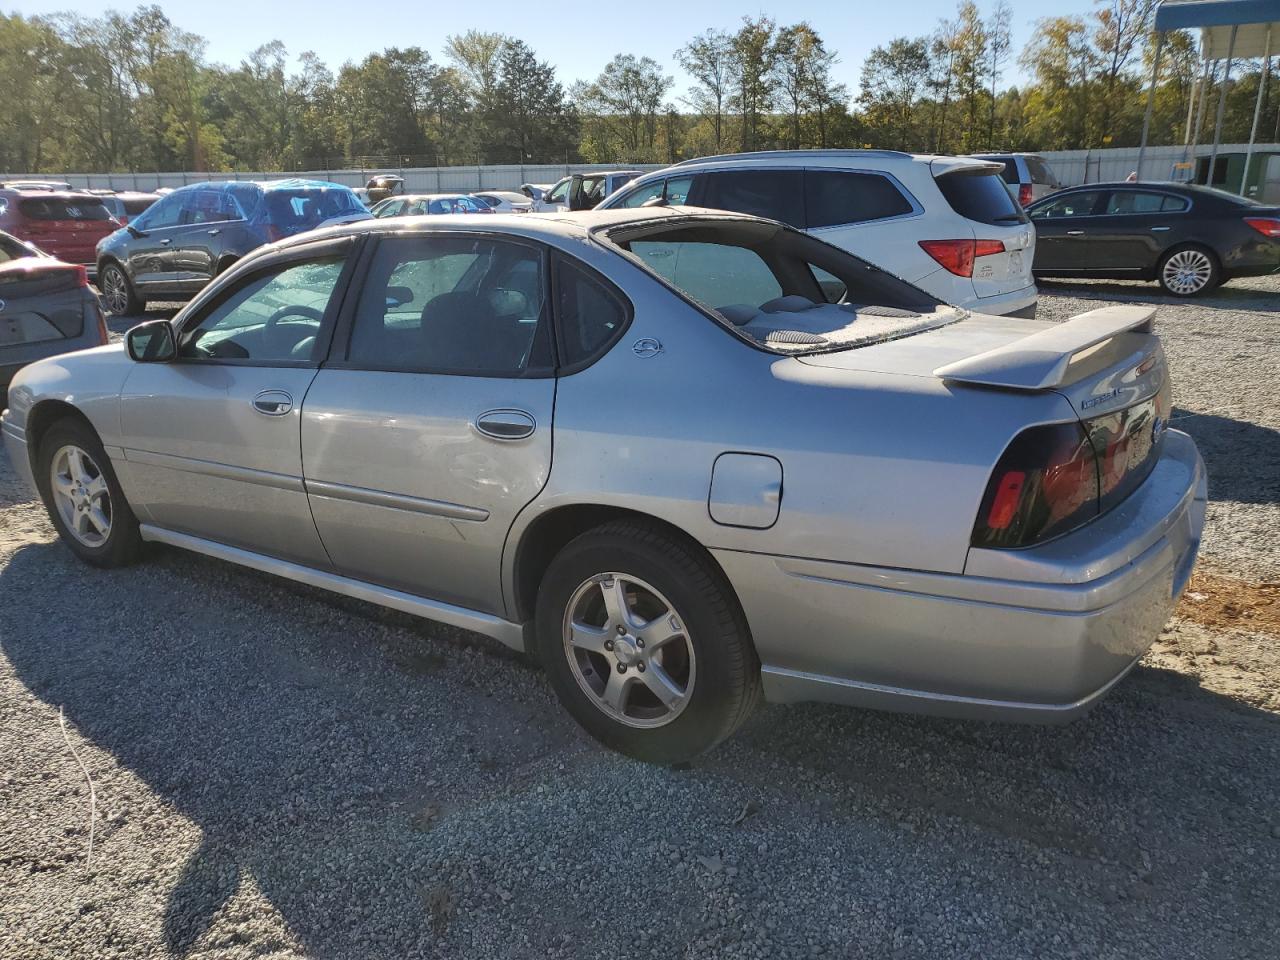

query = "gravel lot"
[2,277,1279,960]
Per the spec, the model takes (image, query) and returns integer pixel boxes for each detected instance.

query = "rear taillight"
[95,305,109,344]
[1018,183,1033,207]
[971,422,1100,548]
[918,239,1005,278]
[1243,217,1280,238]
[71,264,88,287]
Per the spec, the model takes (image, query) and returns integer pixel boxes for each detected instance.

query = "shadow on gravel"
[1036,278,1280,312]
[4,536,1280,958]
[1173,406,1280,504]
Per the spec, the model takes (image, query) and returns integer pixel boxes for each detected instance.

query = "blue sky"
[15,0,1102,94]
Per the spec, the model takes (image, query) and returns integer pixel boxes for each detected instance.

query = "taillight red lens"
[919,239,1005,277]
[919,239,975,277]
[1243,217,1280,238]
[1018,184,1033,207]
[971,422,1100,548]
[96,306,109,344]
[72,264,88,287]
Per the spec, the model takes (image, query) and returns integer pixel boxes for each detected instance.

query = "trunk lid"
[0,260,88,345]
[16,194,117,265]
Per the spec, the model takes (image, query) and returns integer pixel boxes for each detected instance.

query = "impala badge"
[632,337,662,358]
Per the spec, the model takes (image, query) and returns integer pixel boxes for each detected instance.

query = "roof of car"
[164,178,356,193]
[274,205,758,251]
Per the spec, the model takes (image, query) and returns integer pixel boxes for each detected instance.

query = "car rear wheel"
[37,418,142,567]
[99,261,143,316]
[535,519,760,764]
[1158,245,1220,297]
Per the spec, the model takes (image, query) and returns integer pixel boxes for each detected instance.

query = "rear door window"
[1104,190,1168,215]
[698,170,804,227]
[617,180,665,208]
[555,256,630,369]
[936,172,1026,225]
[804,171,914,228]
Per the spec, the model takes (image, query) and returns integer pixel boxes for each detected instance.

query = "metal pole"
[1189,56,1212,165]
[1242,26,1273,197]
[1207,24,1238,188]
[1137,30,1165,182]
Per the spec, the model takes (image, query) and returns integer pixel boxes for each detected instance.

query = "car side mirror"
[127,224,145,238]
[126,320,176,362]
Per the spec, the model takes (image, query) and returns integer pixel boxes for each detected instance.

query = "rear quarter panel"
[511,238,1078,583]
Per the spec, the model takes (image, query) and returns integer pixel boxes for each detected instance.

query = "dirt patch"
[1177,570,1280,636]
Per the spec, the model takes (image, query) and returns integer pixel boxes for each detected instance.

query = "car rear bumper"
[713,429,1206,723]
[964,283,1039,318]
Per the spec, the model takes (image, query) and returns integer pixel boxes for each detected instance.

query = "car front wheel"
[36,418,142,567]
[99,261,143,316]
[535,519,760,764]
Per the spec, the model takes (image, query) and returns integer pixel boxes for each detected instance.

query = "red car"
[0,187,119,272]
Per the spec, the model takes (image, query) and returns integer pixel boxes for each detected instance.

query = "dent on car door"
[300,233,556,615]
[116,239,356,566]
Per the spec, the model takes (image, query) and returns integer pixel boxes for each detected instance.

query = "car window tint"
[700,170,804,226]
[375,199,404,218]
[0,233,34,262]
[183,188,238,224]
[179,257,345,362]
[937,172,1025,225]
[555,256,629,368]
[1025,157,1056,185]
[1030,191,1103,219]
[1105,191,1166,215]
[630,240,783,310]
[134,193,182,229]
[805,171,913,228]
[546,179,570,203]
[1161,195,1190,212]
[18,198,112,221]
[618,180,665,208]
[993,158,1019,184]
[347,236,548,375]
[663,176,695,205]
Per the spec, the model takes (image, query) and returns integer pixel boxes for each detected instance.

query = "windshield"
[603,218,947,355]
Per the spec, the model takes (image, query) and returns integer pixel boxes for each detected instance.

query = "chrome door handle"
[159,238,172,245]
[1066,230,1085,236]
[475,409,535,440]
[252,390,293,416]
[1151,226,1170,232]
[207,228,221,236]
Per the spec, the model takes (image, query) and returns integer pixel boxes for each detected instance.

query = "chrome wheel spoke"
[636,611,682,651]
[87,506,111,535]
[52,474,75,497]
[568,620,611,655]
[85,475,108,500]
[640,661,685,708]
[600,668,634,716]
[66,448,88,484]
[49,444,111,547]
[599,576,637,631]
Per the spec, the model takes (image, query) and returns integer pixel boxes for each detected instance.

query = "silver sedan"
[1,208,1206,763]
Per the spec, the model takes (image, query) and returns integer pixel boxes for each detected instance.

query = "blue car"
[95,179,370,315]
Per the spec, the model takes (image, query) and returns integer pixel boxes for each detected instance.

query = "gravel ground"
[2,277,1279,960]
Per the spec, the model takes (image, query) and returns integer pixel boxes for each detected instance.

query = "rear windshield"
[263,188,364,228]
[0,233,36,262]
[19,197,112,221]
[123,197,156,215]
[936,172,1026,225]
[1025,156,1056,185]
[990,158,1018,184]
[604,219,947,355]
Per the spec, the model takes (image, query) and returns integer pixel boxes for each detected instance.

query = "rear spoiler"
[934,305,1155,390]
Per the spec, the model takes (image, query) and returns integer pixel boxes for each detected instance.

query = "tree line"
[1,1,1277,174]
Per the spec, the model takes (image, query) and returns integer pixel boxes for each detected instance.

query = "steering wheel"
[263,304,324,335]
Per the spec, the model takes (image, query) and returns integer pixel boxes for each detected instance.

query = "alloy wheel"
[562,573,696,729]
[49,444,112,548]
[1161,249,1213,295]
[101,265,130,314]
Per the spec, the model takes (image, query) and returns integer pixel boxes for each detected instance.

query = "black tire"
[1157,244,1221,297]
[535,519,760,764]
[99,261,144,316]
[35,417,143,568]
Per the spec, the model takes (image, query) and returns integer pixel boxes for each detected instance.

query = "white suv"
[597,150,1038,318]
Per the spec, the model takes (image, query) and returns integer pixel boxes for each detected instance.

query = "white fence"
[6,145,1277,193]
[0,163,666,193]
[1037,143,1279,185]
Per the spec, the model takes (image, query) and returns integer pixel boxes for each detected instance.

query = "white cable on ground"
[58,706,97,868]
